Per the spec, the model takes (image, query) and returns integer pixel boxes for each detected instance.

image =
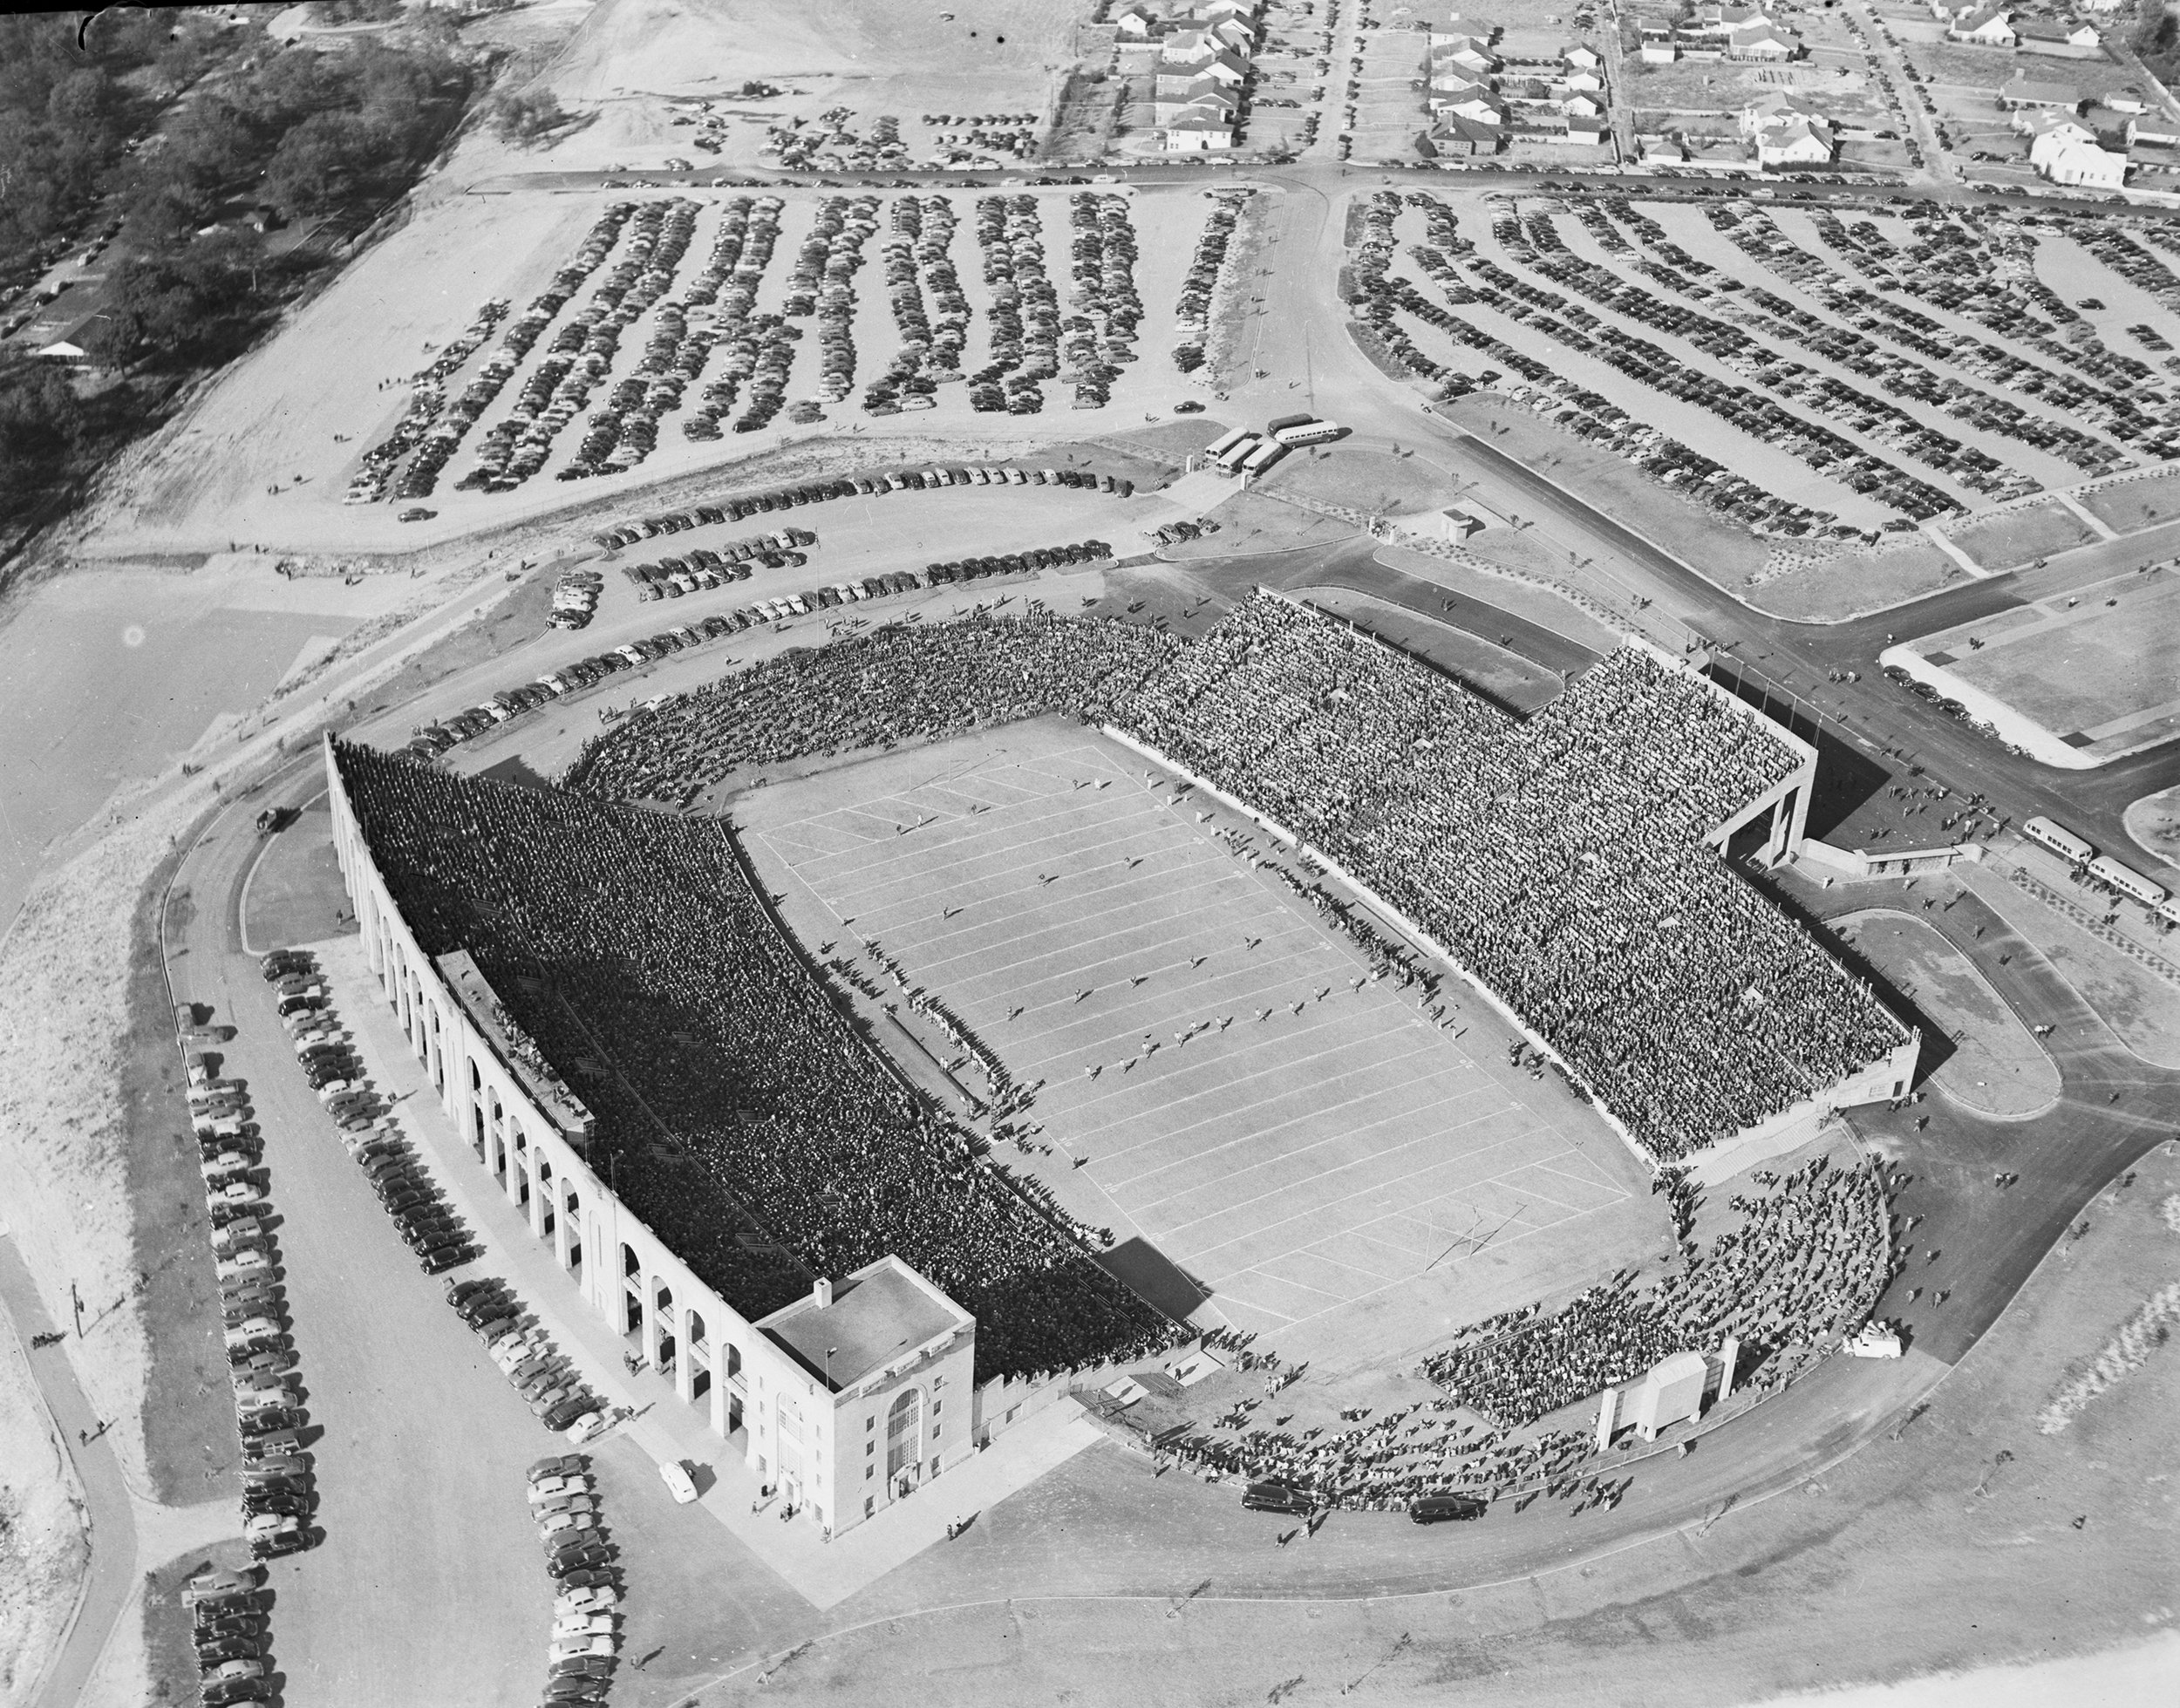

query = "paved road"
[0,1238,135,1708]
[162,770,555,1707]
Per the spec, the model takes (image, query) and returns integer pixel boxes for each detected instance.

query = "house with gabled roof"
[1950,7,2018,44]
[1999,73,2082,111]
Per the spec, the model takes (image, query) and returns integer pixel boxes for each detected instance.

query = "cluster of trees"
[92,31,474,369]
[2132,0,2180,87]
[0,10,206,272]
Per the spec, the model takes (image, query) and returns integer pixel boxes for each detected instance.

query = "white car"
[538,1509,600,1536]
[659,1460,699,1504]
[528,1474,591,1504]
[556,1585,619,1614]
[215,1250,272,1282]
[235,1381,293,1410]
[548,1635,617,1663]
[206,1658,267,1683]
[1847,1322,1904,1359]
[208,1181,264,1208]
[224,1318,280,1351]
[562,1408,614,1444]
[243,1513,299,1540]
[554,1612,617,1640]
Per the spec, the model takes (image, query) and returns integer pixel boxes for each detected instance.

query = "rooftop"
[434,949,596,1143]
[761,1257,971,1391]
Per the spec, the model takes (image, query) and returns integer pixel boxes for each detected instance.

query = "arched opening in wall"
[686,1310,711,1414]
[885,1389,923,1494]
[513,1133,530,1210]
[726,1343,744,1439]
[488,1095,506,1181]
[652,1282,676,1376]
[537,1160,555,1238]
[563,1189,582,1279]
[622,1244,644,1344]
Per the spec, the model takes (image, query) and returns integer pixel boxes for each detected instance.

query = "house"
[1439,92,1509,126]
[1693,3,1775,31]
[1432,113,1505,155]
[1161,28,1219,64]
[1998,74,2082,111]
[2103,84,2150,113]
[2016,17,2101,50]
[1563,44,1603,71]
[1162,113,1235,151]
[1199,0,1254,17]
[2016,107,2096,146]
[1727,24,1800,60]
[1950,7,2018,44]
[32,340,86,360]
[1567,113,1610,146]
[1112,3,1156,37]
[2032,129,2127,186]
[1563,67,1605,92]
[1154,79,1239,123]
[1563,92,1605,118]
[1438,43,1499,77]
[1190,48,1250,85]
[2130,111,2180,146]
[1741,90,1829,136]
[1429,71,1492,99]
[1755,114,1837,165]
[1640,39,1679,62]
[2081,105,2133,147]
[1209,17,1256,52]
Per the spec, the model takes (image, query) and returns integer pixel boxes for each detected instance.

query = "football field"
[736,719,1655,1359]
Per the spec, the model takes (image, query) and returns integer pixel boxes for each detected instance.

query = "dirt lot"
[79,176,1241,562]
[1745,536,1972,623]
[532,0,1081,174]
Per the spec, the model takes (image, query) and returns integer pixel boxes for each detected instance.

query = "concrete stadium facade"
[324,737,979,1538]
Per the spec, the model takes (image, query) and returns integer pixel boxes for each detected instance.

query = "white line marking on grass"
[1172,1131,1594,1275]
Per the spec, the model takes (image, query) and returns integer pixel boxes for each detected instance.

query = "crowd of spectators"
[564,612,1182,805]
[335,738,1182,1385]
[1166,1153,1893,1509]
[1423,1153,1895,1428]
[1107,593,1907,1159]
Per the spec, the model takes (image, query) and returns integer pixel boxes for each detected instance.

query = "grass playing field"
[735,718,1659,1367]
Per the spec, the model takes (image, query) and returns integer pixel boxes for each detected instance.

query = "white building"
[2033,129,2128,186]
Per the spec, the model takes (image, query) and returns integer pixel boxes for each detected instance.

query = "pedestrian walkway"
[318,933,1104,1610]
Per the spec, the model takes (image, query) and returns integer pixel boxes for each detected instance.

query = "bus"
[1213,432,1264,473]
[1204,425,1254,463]
[1240,439,1289,478]
[1270,418,1345,447]
[2088,854,2170,908]
[2023,815,2095,866]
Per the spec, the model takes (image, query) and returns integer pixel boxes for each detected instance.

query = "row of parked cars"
[271,947,483,1278]
[180,1569,280,1705]
[450,1277,616,1440]
[925,540,1113,582]
[191,972,326,1572]
[620,526,815,597]
[525,1453,626,1705]
[549,570,603,631]
[589,459,1131,553]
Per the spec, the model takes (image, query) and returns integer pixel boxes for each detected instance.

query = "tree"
[490,87,567,144]
[264,109,378,216]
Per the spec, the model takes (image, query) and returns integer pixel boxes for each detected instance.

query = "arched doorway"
[685,1310,710,1415]
[885,1389,923,1495]
[621,1245,644,1342]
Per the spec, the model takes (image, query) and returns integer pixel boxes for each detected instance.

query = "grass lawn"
[1944,499,2099,571]
[735,718,1655,1362]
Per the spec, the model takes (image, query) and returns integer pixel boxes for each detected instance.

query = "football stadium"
[326,589,1917,1530]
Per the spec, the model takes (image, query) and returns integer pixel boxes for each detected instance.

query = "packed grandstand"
[569,591,1909,1160]
[333,738,1183,1385]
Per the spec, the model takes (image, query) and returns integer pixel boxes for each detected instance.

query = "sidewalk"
[318,933,1103,1611]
